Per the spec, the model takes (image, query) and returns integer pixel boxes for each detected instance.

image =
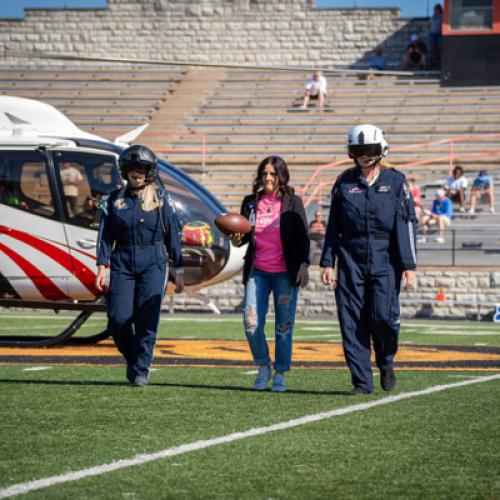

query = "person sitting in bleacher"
[404,34,427,70]
[300,70,327,109]
[369,47,388,71]
[469,170,496,214]
[407,176,424,225]
[419,188,452,244]
[444,165,468,212]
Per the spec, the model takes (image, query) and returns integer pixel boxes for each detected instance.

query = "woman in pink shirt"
[232,156,310,392]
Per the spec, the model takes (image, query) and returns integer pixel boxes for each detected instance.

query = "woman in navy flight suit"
[320,125,417,395]
[95,145,184,386]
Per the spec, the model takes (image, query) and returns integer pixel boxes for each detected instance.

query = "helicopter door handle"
[76,239,97,249]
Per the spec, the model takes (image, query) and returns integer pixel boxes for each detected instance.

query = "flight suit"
[97,186,182,380]
[320,166,417,392]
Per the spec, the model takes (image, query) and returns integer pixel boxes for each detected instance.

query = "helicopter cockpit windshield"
[156,161,230,287]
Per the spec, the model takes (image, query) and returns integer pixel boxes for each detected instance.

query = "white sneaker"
[459,207,465,213]
[489,207,496,214]
[417,236,426,244]
[468,208,475,215]
[253,365,271,390]
[434,236,445,244]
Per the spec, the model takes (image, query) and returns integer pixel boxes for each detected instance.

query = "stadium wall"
[0,0,428,67]
[171,268,500,321]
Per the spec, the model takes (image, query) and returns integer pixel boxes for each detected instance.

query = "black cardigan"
[238,193,310,285]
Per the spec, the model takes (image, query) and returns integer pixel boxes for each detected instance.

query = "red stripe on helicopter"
[0,242,70,301]
[0,225,99,296]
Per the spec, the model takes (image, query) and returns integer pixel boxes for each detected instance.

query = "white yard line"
[293,334,341,340]
[407,331,500,336]
[404,323,498,330]
[0,374,498,499]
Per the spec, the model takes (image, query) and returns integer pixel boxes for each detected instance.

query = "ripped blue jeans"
[243,269,299,372]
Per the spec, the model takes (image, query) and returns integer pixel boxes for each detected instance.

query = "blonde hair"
[379,159,392,168]
[139,183,163,212]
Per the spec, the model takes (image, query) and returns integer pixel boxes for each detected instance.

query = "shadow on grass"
[0,378,353,396]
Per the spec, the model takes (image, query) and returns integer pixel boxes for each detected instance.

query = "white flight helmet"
[347,124,389,160]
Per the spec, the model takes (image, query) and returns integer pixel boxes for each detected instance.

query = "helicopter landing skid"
[0,299,109,347]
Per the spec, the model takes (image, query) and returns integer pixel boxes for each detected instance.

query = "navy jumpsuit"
[97,186,182,380]
[320,166,417,392]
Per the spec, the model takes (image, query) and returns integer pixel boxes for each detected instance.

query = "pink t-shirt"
[254,194,287,273]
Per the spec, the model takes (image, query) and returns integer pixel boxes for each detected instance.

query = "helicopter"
[0,96,246,347]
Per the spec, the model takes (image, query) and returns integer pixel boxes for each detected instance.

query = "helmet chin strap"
[354,156,381,170]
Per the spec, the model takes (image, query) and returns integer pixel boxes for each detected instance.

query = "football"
[214,213,252,236]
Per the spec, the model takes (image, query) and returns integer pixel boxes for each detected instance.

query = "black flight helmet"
[118,145,158,182]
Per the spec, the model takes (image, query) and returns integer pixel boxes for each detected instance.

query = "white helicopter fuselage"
[0,96,245,304]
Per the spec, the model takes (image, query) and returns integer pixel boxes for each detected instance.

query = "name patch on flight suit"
[376,185,391,193]
[114,198,129,210]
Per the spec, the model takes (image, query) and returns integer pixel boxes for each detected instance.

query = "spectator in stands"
[60,161,84,218]
[407,176,424,223]
[469,170,495,214]
[309,209,326,238]
[419,188,452,244]
[428,2,443,69]
[404,34,427,70]
[300,70,327,109]
[444,165,468,212]
[231,156,310,392]
[429,4,443,49]
[369,47,388,71]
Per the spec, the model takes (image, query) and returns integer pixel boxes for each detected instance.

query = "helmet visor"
[349,144,382,158]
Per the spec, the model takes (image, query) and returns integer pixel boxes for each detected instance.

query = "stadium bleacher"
[0,63,187,141]
[1,62,498,269]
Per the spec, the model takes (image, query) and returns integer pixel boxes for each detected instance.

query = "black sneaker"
[380,368,397,391]
[350,387,372,396]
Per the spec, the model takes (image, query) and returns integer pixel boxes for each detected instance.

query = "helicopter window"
[0,150,55,218]
[53,151,122,229]
[157,166,230,286]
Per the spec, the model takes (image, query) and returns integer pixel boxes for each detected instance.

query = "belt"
[116,241,163,248]
[346,232,390,240]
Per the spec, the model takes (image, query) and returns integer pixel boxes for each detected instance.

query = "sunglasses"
[349,144,382,158]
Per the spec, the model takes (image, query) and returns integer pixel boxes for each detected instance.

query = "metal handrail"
[299,133,500,208]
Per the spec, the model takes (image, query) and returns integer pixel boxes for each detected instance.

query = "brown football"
[214,213,252,235]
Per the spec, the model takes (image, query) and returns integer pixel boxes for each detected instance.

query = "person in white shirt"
[444,165,468,212]
[60,161,84,217]
[300,70,327,109]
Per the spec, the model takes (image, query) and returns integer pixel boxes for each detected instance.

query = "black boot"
[381,368,397,391]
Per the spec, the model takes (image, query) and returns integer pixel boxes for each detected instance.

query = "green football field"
[0,312,499,499]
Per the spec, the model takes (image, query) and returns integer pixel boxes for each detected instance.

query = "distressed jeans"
[243,269,299,372]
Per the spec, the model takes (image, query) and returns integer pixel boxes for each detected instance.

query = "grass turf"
[0,314,499,498]
[1,366,499,499]
[1,313,499,346]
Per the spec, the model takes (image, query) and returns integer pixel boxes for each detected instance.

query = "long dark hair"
[252,156,294,197]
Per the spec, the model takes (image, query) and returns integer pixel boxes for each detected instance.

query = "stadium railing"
[299,133,500,208]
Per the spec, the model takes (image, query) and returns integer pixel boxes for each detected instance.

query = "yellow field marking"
[0,339,499,369]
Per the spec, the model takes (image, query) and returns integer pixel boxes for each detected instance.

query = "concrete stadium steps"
[0,62,188,140]
[208,88,500,100]
[187,114,500,127]
[160,69,500,211]
[204,97,500,108]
